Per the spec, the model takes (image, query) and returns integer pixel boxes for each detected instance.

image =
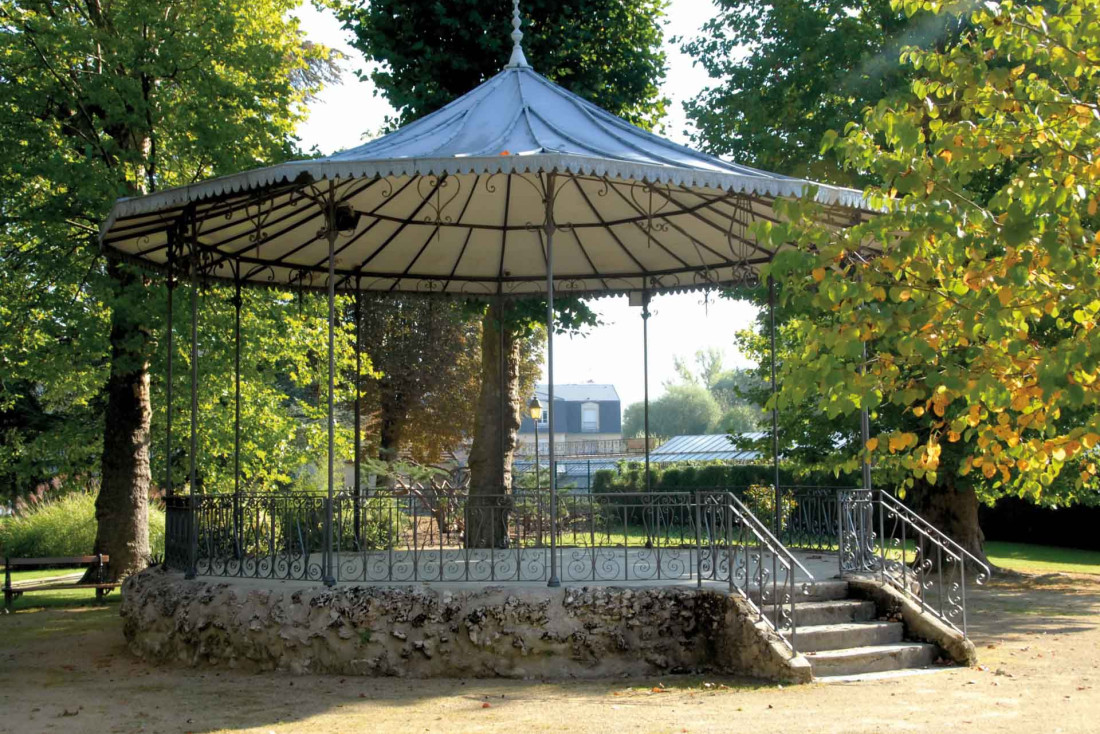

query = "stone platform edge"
[846,578,977,665]
[120,567,811,682]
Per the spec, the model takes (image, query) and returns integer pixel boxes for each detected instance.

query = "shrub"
[0,492,165,559]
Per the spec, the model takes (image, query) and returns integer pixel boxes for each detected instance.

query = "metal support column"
[642,289,652,492]
[186,241,200,579]
[165,253,175,498]
[323,187,338,587]
[232,275,243,560]
[498,295,507,506]
[545,171,560,588]
[767,277,781,538]
[861,341,872,492]
[353,280,362,543]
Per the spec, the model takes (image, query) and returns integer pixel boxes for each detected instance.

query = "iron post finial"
[505,0,530,69]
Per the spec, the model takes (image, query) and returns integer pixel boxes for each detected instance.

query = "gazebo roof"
[99,18,870,297]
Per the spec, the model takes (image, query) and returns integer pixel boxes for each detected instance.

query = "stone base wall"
[120,568,809,682]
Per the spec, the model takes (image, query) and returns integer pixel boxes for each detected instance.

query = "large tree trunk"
[92,262,152,582]
[377,387,406,463]
[908,477,991,571]
[465,301,521,548]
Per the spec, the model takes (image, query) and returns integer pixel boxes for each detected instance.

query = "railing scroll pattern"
[697,491,815,652]
[162,487,814,652]
[838,489,990,636]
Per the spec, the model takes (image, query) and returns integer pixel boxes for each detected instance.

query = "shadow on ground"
[1,572,1099,734]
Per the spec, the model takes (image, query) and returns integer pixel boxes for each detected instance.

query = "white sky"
[294,2,758,409]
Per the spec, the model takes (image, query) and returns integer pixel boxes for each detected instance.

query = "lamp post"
[528,397,543,547]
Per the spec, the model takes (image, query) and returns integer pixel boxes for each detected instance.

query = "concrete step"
[801,579,849,602]
[771,599,877,627]
[804,642,938,677]
[748,579,849,605]
[785,621,904,653]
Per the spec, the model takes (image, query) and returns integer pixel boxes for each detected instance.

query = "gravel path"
[1,572,1097,733]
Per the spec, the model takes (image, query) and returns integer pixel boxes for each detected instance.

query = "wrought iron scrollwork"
[837,489,989,636]
[164,486,816,651]
[725,193,761,288]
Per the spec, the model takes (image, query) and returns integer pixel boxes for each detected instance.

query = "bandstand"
[103,3,984,680]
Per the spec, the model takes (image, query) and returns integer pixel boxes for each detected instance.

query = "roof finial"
[504,0,530,69]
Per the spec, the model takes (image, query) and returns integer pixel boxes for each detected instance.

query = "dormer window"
[581,402,599,433]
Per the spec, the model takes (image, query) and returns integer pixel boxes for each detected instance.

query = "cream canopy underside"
[100,66,871,297]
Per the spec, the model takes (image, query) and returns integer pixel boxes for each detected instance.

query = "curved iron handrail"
[838,489,988,636]
[698,490,815,653]
[877,491,991,578]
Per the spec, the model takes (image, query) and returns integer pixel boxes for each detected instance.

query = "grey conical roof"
[100,66,869,296]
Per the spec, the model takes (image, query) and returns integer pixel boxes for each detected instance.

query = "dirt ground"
[1,573,1098,734]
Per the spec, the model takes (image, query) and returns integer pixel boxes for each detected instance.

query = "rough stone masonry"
[120,567,811,681]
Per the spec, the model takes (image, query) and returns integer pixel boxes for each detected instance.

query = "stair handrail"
[876,491,991,580]
[839,489,989,636]
[725,491,818,581]
[698,490,815,653]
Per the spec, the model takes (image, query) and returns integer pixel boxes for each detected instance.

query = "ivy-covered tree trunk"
[908,477,990,571]
[92,262,152,581]
[465,301,521,548]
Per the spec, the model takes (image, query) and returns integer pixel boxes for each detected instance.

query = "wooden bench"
[3,555,120,611]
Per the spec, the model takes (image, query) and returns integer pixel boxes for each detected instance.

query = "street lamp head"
[527,396,542,421]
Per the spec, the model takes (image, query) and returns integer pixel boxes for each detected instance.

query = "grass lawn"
[985,541,1100,575]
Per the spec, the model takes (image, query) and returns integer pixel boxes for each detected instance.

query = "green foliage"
[357,296,480,464]
[683,0,957,182]
[726,286,866,479]
[741,483,798,534]
[624,349,763,438]
[153,284,361,495]
[623,384,722,438]
[328,0,669,131]
[0,0,345,501]
[590,460,850,494]
[754,0,1100,507]
[0,493,165,559]
[589,461,846,530]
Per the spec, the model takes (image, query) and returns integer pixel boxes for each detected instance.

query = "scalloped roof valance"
[100,65,871,297]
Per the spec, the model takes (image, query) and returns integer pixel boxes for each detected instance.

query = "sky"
[294,2,758,410]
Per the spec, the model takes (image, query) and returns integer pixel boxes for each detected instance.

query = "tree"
[682,0,959,183]
[157,285,358,496]
[667,348,763,433]
[0,0,336,578]
[752,0,1100,563]
[623,384,721,438]
[729,290,864,473]
[464,300,591,546]
[671,348,726,392]
[328,0,668,131]
[330,0,667,540]
[357,296,481,464]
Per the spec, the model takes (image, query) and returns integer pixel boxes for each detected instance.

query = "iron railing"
[164,487,815,652]
[778,487,846,552]
[697,491,815,652]
[837,489,989,635]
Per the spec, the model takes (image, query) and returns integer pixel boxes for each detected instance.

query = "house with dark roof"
[518,383,622,450]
